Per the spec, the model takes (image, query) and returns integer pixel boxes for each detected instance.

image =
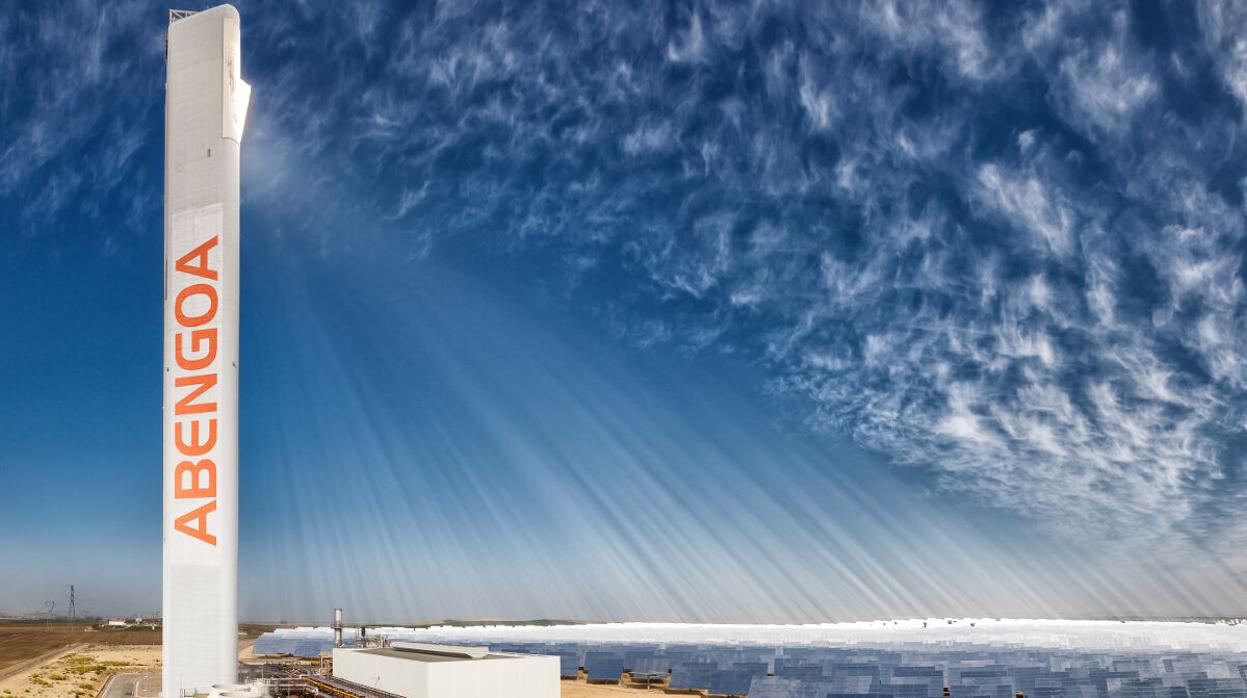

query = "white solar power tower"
[163,6,250,696]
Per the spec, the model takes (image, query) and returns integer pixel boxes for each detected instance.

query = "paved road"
[98,672,160,698]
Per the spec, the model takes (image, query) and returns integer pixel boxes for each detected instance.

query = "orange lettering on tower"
[176,284,218,327]
[175,458,217,499]
[174,500,218,546]
[176,328,218,371]
[171,234,222,547]
[175,374,218,415]
[176,418,217,456]
[176,236,219,280]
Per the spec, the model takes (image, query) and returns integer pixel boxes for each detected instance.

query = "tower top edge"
[169,5,240,26]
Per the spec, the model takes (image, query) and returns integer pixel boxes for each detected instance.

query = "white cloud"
[1045,10,1158,135]
[975,163,1074,257]
[623,120,675,156]
[666,11,709,64]
[1197,1,1247,111]
[10,0,1247,571]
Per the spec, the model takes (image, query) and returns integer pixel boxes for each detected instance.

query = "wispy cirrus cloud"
[0,0,162,244]
[6,0,1247,585]
[222,0,1247,555]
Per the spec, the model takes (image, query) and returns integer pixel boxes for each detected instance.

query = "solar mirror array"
[250,628,1247,698]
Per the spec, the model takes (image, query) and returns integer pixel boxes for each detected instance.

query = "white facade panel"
[163,5,249,696]
[332,648,558,698]
[334,649,429,697]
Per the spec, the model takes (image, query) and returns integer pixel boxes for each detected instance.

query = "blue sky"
[2,0,1247,622]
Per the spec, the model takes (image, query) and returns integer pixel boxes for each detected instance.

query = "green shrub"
[71,663,109,675]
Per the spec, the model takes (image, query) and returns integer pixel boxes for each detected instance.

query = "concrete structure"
[332,644,558,698]
[163,5,250,696]
[204,684,265,697]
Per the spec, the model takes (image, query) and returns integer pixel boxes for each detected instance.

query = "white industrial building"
[332,642,558,698]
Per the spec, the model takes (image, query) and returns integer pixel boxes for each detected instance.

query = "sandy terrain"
[0,623,160,676]
[0,644,160,698]
[1,656,657,698]
[560,680,664,696]
[0,627,657,698]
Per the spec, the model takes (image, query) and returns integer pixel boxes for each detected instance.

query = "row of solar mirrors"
[250,634,1247,698]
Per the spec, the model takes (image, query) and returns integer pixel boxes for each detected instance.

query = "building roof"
[355,647,522,663]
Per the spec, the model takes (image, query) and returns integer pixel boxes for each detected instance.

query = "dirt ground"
[0,624,660,697]
[0,623,160,677]
[560,679,665,696]
[0,644,160,698]
[2,656,658,698]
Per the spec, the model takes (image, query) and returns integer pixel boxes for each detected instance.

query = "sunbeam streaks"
[4,0,1247,621]
[232,255,1247,622]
